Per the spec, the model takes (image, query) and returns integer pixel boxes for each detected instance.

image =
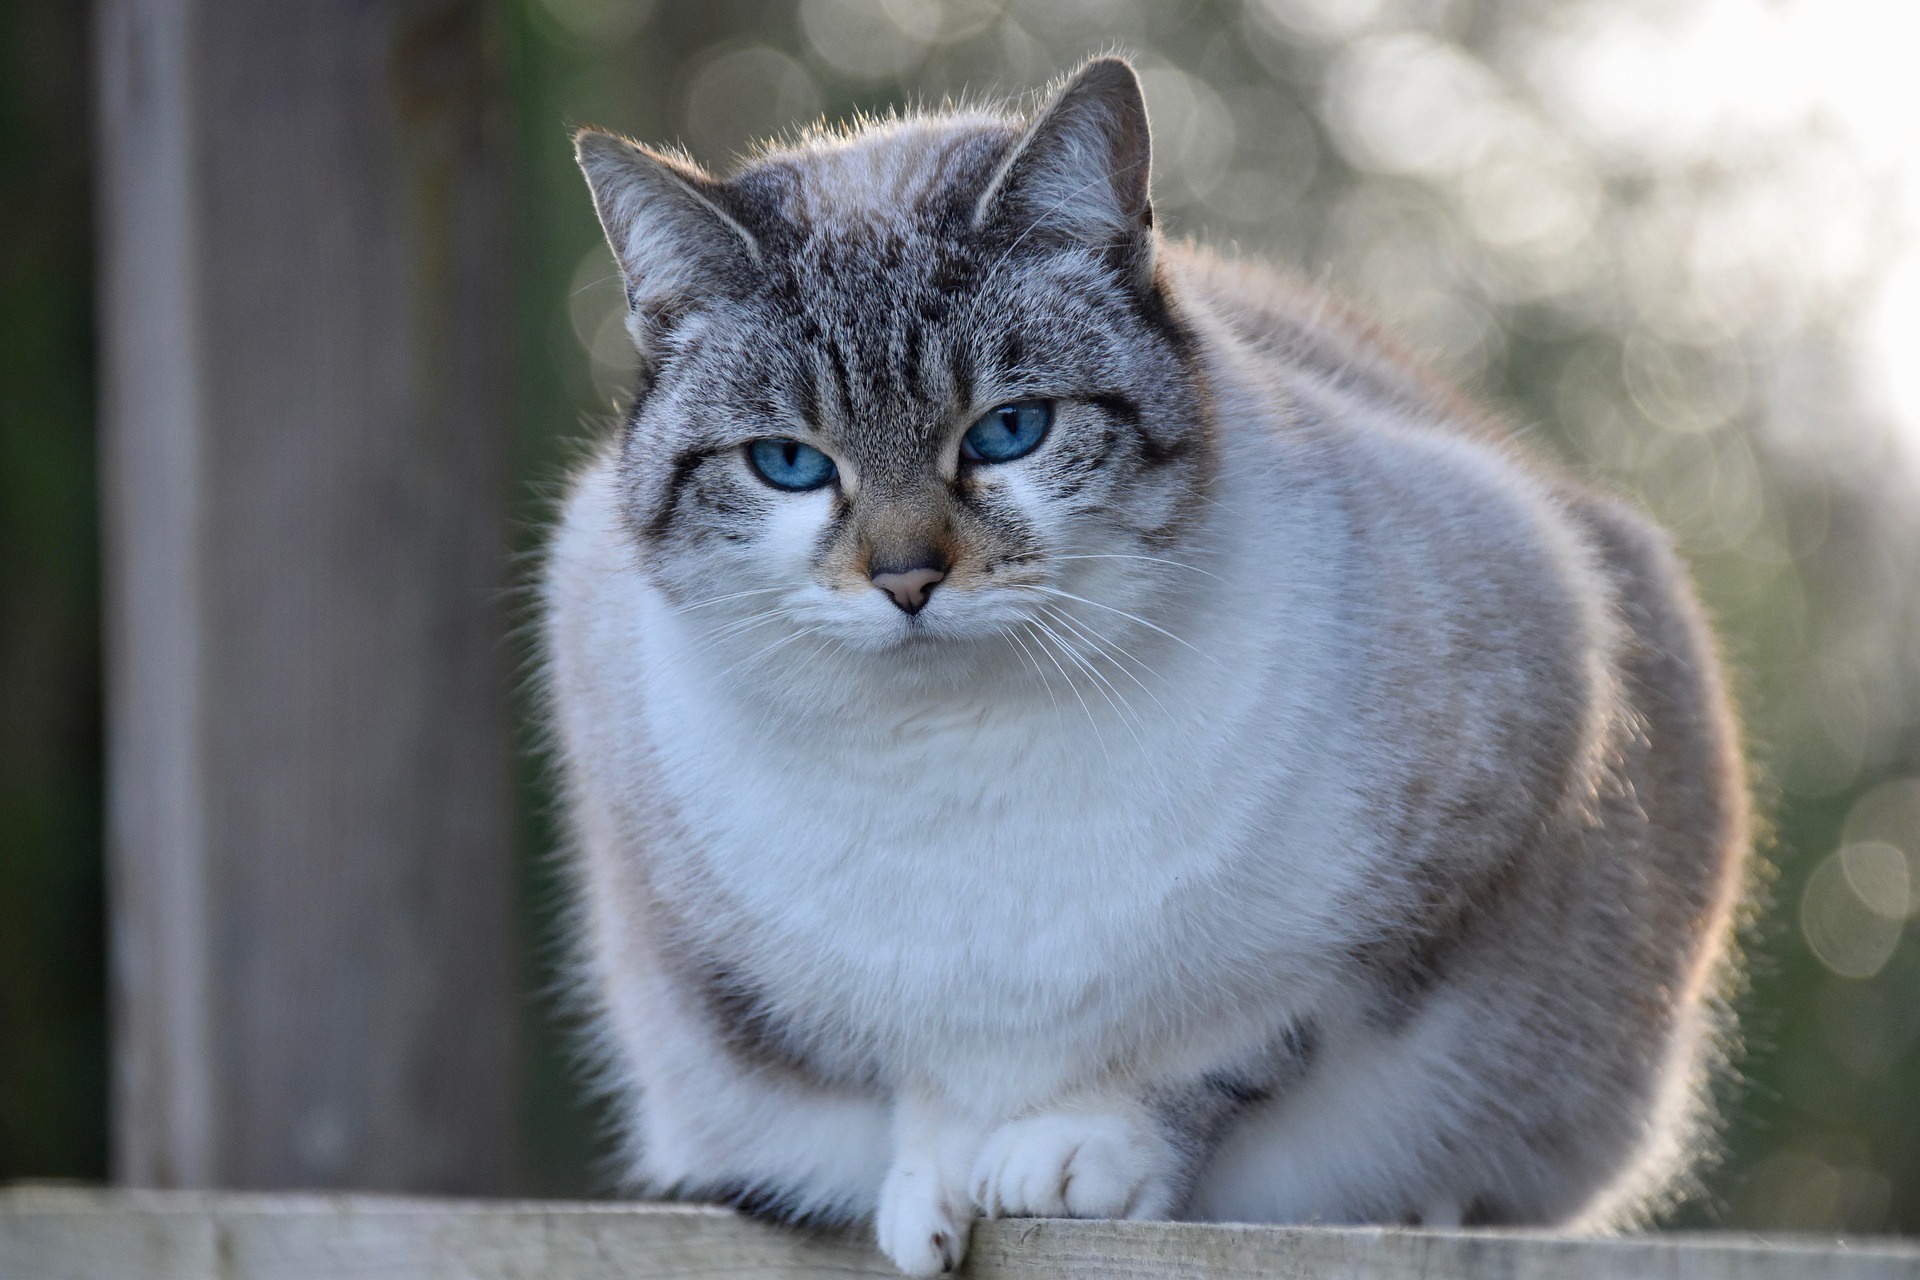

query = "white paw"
[969,1112,1165,1220]
[876,1159,972,1275]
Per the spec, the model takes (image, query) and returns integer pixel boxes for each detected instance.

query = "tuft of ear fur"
[573,129,763,363]
[973,57,1155,289]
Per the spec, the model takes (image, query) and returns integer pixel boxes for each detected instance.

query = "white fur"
[541,275,1663,1270]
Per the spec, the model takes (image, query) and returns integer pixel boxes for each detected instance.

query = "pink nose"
[870,564,946,614]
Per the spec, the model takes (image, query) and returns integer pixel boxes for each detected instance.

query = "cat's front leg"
[970,1102,1184,1221]
[875,1093,986,1275]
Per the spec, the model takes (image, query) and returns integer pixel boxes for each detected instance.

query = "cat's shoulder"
[1165,240,1506,444]
[1167,242,1690,609]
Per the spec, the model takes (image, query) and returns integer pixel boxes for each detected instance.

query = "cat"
[542,56,1750,1276]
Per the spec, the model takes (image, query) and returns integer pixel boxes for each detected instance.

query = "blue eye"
[747,438,837,491]
[962,400,1052,464]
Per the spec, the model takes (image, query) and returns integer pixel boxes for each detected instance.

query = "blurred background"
[5,0,1918,1234]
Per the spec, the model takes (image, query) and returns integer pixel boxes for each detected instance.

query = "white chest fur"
[545,453,1364,1114]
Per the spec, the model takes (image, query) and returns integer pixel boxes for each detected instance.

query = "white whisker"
[1051,553,1224,582]
[570,270,622,296]
[1006,627,1063,718]
[1019,585,1223,668]
[674,586,790,614]
[1033,613,1147,751]
[1042,604,1174,719]
[693,605,802,649]
[1024,620,1110,765]
[712,623,830,682]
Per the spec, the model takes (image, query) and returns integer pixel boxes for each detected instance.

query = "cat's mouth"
[847,595,1031,654]
[887,609,960,646]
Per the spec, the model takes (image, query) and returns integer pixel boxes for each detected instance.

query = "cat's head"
[575,58,1214,675]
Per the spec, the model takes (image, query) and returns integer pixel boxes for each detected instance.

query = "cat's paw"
[970,1111,1168,1219]
[876,1158,972,1275]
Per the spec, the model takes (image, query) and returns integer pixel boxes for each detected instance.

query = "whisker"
[692,605,801,649]
[571,270,622,297]
[1045,608,1157,737]
[713,623,830,683]
[1042,605,1174,719]
[1018,585,1224,668]
[1033,613,1147,751]
[1006,627,1063,719]
[674,586,790,615]
[1050,554,1224,582]
[693,605,777,640]
[1025,620,1110,765]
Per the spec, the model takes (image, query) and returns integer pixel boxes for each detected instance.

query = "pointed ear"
[974,57,1155,288]
[573,129,763,362]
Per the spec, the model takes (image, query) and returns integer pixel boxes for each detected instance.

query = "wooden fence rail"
[5,1188,1917,1279]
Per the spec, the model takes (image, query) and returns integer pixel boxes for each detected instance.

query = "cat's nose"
[870,559,947,614]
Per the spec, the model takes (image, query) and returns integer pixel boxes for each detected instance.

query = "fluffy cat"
[542,57,1749,1275]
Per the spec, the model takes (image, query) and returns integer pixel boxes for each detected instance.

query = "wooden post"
[95,0,518,1192]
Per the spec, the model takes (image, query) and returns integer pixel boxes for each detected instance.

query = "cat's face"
[579,60,1212,669]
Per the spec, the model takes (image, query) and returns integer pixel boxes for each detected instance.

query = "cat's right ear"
[573,129,763,361]
[973,57,1155,290]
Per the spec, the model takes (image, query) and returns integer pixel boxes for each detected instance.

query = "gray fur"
[547,56,1750,1269]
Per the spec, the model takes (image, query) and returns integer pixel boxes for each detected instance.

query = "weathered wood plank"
[4,1190,1917,1279]
[94,0,517,1192]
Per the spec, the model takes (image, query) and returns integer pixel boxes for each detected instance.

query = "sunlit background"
[3,0,1918,1235]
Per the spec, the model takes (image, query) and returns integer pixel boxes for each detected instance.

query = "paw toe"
[1060,1134,1139,1217]
[877,1164,972,1276]
[970,1113,1156,1220]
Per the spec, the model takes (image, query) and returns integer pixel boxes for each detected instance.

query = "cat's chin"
[823,614,1035,688]
[827,596,1042,656]
[837,617,987,657]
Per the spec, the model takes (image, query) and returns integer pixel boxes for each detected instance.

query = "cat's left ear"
[574,129,763,363]
[974,57,1155,289]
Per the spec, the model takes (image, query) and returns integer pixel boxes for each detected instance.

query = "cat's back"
[1171,236,1747,959]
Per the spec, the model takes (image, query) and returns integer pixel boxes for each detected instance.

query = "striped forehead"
[785,246,971,456]
[731,123,1020,451]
